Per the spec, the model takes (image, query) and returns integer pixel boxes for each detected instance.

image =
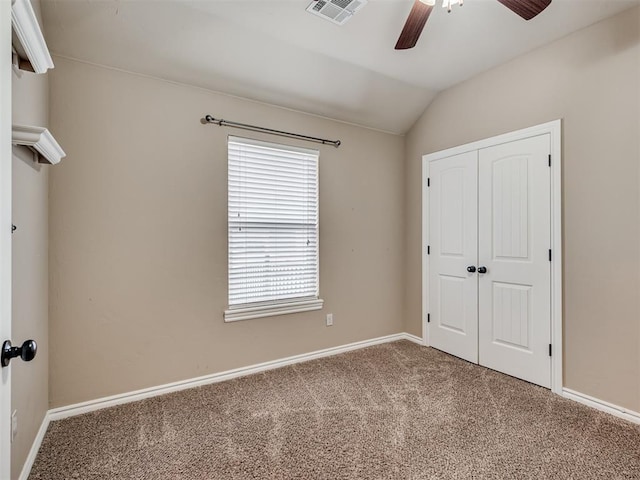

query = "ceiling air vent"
[306,0,368,26]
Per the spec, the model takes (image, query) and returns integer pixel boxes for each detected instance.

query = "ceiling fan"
[395,0,552,50]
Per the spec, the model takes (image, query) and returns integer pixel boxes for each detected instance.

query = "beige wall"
[404,8,640,412]
[11,0,49,477]
[48,57,405,407]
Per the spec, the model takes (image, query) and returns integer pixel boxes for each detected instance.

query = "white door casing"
[422,120,562,393]
[1,0,13,476]
[478,135,551,388]
[428,151,478,364]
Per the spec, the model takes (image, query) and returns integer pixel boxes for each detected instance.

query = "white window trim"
[224,298,324,322]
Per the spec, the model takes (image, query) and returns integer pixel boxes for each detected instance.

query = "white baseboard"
[402,333,424,345]
[48,332,417,421]
[18,412,50,480]
[562,388,640,425]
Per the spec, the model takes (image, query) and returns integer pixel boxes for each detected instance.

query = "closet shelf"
[11,0,54,74]
[12,125,65,165]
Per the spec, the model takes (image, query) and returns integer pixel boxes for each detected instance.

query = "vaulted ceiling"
[41,0,639,133]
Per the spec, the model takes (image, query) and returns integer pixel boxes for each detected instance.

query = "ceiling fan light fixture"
[442,0,462,12]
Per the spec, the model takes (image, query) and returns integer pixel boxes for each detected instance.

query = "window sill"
[224,298,324,322]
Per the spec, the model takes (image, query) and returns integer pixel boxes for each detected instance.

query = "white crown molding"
[12,124,66,165]
[11,0,54,74]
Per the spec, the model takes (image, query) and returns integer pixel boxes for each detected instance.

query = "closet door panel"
[428,151,478,363]
[478,134,551,388]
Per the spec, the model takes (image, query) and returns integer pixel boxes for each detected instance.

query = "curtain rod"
[203,115,341,148]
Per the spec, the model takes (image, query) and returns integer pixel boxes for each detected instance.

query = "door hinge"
[549,344,552,357]
[548,249,552,262]
[427,177,430,187]
[427,313,430,323]
[427,245,430,255]
[548,154,551,167]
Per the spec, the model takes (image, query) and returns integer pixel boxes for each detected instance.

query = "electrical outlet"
[11,410,17,443]
[326,313,333,326]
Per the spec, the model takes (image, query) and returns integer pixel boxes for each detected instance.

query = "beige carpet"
[30,341,640,479]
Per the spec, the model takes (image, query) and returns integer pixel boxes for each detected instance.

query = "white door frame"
[0,0,13,476]
[422,120,563,394]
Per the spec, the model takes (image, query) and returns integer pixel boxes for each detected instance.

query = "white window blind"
[226,136,321,321]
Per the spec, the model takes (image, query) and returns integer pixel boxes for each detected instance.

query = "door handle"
[467,266,476,273]
[1,340,37,367]
[477,266,487,274]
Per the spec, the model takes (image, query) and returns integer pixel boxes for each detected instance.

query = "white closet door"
[478,134,551,388]
[428,151,478,363]
[0,2,11,476]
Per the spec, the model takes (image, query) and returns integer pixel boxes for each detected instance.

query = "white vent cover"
[306,0,367,25]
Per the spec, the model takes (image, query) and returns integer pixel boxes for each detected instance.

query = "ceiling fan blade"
[497,0,552,20]
[395,1,434,50]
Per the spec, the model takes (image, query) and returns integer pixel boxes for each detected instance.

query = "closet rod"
[203,115,341,148]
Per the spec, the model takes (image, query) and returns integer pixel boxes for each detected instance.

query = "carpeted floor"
[30,341,640,479]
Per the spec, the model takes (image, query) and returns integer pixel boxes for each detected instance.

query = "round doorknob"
[20,340,37,362]
[477,266,487,274]
[1,339,37,367]
[467,266,476,273]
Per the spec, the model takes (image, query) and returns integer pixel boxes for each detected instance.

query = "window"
[224,136,322,322]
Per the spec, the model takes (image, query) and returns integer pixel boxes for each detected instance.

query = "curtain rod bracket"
[203,114,341,148]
